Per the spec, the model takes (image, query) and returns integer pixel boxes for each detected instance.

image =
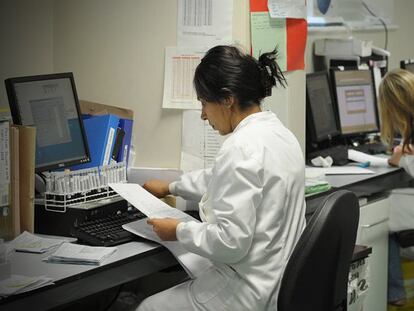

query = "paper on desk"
[9,231,69,254]
[43,243,117,265]
[306,166,374,175]
[0,274,54,297]
[348,149,389,166]
[110,182,212,278]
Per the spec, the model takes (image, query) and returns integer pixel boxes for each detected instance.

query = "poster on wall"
[162,47,207,109]
[177,0,233,47]
[250,0,307,72]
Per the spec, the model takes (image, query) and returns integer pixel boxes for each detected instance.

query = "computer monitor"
[330,68,380,136]
[5,72,90,172]
[400,59,414,73]
[306,71,340,143]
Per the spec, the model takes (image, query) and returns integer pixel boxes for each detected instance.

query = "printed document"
[181,110,226,171]
[9,231,69,254]
[267,0,306,18]
[0,275,54,297]
[109,183,212,278]
[43,243,117,265]
[177,0,233,47]
[162,47,206,109]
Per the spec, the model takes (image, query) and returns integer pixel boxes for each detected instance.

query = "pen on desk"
[358,161,370,168]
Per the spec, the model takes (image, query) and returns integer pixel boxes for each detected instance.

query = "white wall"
[0,0,54,108]
[52,0,305,168]
[0,0,306,169]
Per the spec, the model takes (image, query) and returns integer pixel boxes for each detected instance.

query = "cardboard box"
[79,100,133,120]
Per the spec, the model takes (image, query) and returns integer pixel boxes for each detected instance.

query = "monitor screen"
[330,68,379,136]
[5,72,90,172]
[401,59,414,73]
[306,72,340,142]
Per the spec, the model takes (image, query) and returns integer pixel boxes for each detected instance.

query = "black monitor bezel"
[5,72,91,172]
[400,59,414,73]
[329,67,380,138]
[306,71,341,143]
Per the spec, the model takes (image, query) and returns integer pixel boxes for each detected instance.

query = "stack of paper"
[9,231,69,254]
[0,275,54,297]
[43,243,117,265]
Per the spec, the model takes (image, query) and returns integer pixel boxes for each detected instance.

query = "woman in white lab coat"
[378,68,414,306]
[137,45,306,311]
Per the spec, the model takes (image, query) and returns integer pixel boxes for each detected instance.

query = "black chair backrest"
[278,190,360,311]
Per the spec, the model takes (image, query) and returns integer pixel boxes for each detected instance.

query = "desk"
[0,241,179,311]
[2,167,413,311]
[306,166,413,311]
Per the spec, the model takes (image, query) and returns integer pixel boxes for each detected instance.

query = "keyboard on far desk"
[70,209,146,246]
[349,142,388,155]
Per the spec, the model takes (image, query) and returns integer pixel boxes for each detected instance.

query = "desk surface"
[1,240,179,311]
[306,166,413,215]
[3,166,413,310]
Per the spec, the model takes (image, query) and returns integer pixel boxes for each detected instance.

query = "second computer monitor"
[330,68,380,136]
[401,59,414,73]
[306,71,340,143]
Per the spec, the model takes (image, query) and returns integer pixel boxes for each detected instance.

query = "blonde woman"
[379,68,414,306]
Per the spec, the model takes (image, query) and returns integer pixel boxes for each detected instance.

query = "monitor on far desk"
[305,71,349,165]
[400,59,414,73]
[330,67,380,139]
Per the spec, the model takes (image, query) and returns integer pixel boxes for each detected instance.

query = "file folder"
[71,114,120,170]
[117,118,133,165]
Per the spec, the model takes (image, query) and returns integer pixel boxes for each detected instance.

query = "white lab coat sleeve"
[176,145,263,264]
[399,154,414,177]
[169,168,213,202]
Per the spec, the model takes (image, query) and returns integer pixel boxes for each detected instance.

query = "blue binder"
[117,118,133,165]
[71,114,120,170]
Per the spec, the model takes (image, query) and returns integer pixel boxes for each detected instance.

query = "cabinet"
[355,197,390,311]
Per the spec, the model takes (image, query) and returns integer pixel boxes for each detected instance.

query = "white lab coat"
[138,111,306,311]
[400,154,414,177]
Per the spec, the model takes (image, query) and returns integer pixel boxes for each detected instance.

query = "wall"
[0,0,54,109]
[53,0,305,168]
[306,0,414,73]
[0,0,305,169]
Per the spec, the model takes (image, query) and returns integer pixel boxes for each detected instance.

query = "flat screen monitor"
[400,59,414,73]
[5,72,90,172]
[306,71,340,143]
[330,68,380,136]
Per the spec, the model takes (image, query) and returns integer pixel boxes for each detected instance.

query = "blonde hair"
[378,69,414,152]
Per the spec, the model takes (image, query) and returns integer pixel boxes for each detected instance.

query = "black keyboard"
[70,209,146,246]
[349,142,388,155]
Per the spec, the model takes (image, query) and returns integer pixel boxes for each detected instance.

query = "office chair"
[278,190,360,311]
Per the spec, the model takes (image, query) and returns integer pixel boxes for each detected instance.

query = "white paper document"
[0,275,54,297]
[123,218,211,278]
[267,0,306,18]
[306,166,374,176]
[44,243,117,265]
[177,0,233,47]
[162,47,206,109]
[348,149,389,167]
[9,231,69,254]
[109,183,212,278]
[181,110,226,171]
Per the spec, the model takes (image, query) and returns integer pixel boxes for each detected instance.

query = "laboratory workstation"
[1,1,414,311]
